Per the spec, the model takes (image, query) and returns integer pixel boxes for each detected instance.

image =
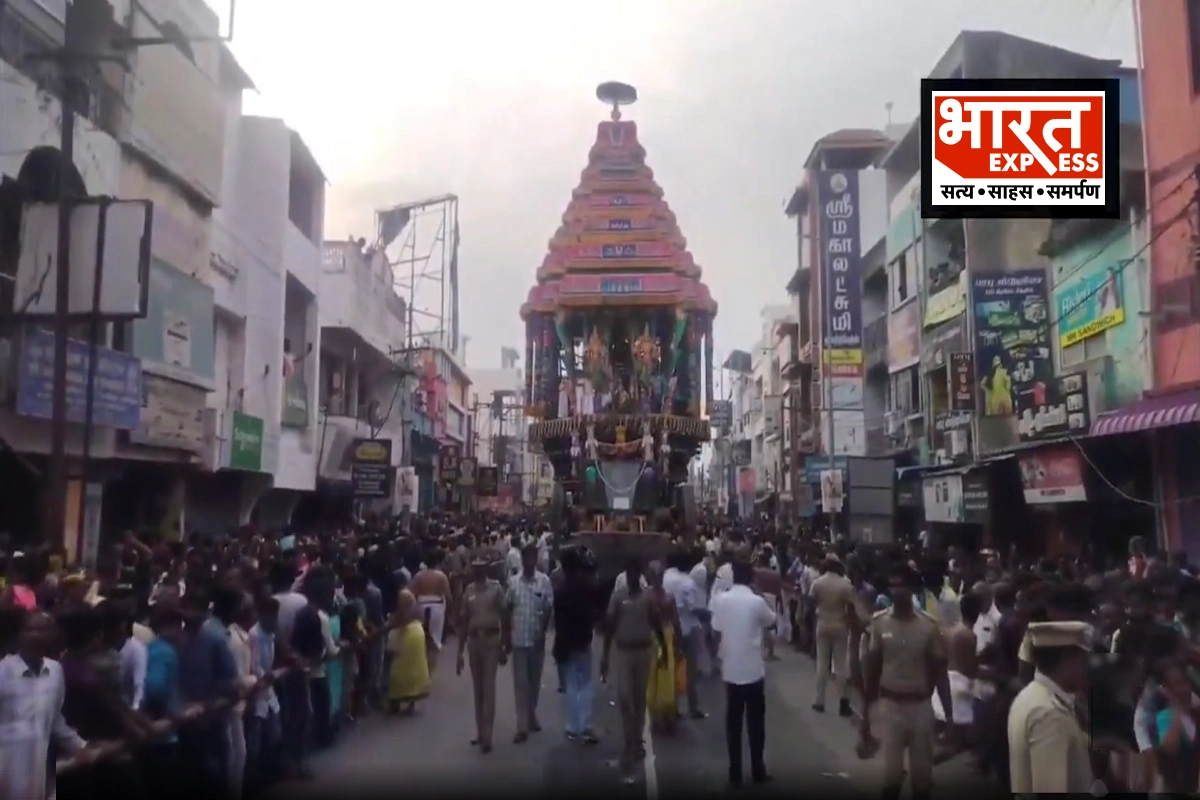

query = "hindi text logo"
[920,78,1119,220]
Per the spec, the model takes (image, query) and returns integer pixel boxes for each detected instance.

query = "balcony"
[864,316,888,372]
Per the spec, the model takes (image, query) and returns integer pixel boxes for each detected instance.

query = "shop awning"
[1089,387,1200,437]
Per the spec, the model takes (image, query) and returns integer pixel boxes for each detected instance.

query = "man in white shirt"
[664,549,710,717]
[710,559,775,787]
[505,540,524,579]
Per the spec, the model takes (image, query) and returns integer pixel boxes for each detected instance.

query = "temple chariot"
[521,82,717,568]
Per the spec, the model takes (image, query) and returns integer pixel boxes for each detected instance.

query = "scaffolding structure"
[376,194,460,352]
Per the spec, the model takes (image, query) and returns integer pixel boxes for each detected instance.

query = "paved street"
[278,641,1000,798]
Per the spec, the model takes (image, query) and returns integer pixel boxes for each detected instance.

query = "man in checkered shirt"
[504,542,554,743]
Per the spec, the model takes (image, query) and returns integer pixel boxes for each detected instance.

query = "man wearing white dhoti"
[411,554,452,673]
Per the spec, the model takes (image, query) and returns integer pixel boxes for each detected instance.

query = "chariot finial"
[596,81,638,121]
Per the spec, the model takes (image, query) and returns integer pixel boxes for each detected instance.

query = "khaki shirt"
[867,607,945,695]
[810,573,856,631]
[461,579,506,639]
[1007,673,1093,793]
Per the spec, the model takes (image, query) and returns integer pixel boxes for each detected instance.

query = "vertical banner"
[971,270,1051,418]
[703,314,714,416]
[949,352,976,411]
[817,169,865,455]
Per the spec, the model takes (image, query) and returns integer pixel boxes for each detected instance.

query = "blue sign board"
[601,243,638,259]
[607,219,633,230]
[16,329,143,430]
[599,278,643,295]
[817,170,863,352]
[803,455,848,484]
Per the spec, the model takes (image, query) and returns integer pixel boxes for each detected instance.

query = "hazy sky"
[219,0,1136,369]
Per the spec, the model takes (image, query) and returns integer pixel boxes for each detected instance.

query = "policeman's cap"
[1026,620,1092,651]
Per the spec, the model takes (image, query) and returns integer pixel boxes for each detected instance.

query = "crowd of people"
[3,512,1200,798]
[785,531,1200,795]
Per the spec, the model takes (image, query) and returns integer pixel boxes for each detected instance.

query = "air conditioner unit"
[886,412,903,436]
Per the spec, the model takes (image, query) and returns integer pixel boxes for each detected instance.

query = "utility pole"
[44,16,80,548]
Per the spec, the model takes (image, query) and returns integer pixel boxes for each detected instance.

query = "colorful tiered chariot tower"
[522,82,716,545]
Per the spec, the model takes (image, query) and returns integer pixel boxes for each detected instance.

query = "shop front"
[1016,437,1156,562]
[1089,385,1197,558]
[409,428,440,512]
[921,468,990,551]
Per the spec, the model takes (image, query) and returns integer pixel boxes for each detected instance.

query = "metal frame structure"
[376,194,460,352]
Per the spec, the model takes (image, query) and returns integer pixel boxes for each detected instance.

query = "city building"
[0,0,129,545]
[784,31,1165,554]
[749,304,796,516]
[407,336,472,511]
[784,128,890,464]
[1134,1,1200,555]
[722,349,753,516]
[311,239,409,515]
[471,346,551,507]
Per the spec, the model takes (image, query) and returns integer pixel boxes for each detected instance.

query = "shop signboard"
[817,170,863,362]
[1017,372,1090,443]
[1019,446,1087,504]
[282,373,309,428]
[887,301,921,372]
[924,273,966,328]
[396,466,419,509]
[971,270,1051,418]
[477,466,500,497]
[921,317,966,373]
[16,329,142,430]
[228,412,264,472]
[804,455,848,484]
[458,458,477,487]
[351,438,393,498]
[710,400,732,430]
[923,474,962,523]
[949,353,976,411]
[1056,266,1125,348]
[922,471,988,523]
[129,374,206,454]
[440,443,462,484]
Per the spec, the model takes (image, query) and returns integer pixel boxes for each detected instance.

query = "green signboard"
[282,374,309,428]
[229,412,264,471]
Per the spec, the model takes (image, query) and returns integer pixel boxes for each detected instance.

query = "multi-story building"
[784,129,890,465]
[407,337,472,511]
[201,113,325,529]
[471,347,551,506]
[748,305,795,514]
[786,31,1163,553]
[722,349,753,516]
[311,239,408,512]
[0,0,129,546]
[1135,1,1200,555]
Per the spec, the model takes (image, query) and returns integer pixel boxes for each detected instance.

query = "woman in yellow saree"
[387,587,431,715]
[646,561,683,732]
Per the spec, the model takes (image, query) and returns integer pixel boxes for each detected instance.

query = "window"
[887,366,921,415]
[1061,334,1108,369]
[889,252,917,309]
[1189,0,1200,95]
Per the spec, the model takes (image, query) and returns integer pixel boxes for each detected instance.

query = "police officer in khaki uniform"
[860,562,952,800]
[456,551,508,752]
[1007,621,1094,793]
